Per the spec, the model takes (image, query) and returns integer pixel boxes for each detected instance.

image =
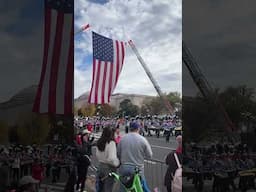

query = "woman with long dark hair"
[96,126,120,192]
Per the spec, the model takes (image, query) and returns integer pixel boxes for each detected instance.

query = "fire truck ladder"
[182,41,236,133]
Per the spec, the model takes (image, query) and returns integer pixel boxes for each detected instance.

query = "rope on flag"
[33,0,74,115]
[88,32,126,104]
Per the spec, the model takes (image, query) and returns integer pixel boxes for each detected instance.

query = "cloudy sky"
[0,0,44,103]
[74,0,182,99]
[183,0,256,96]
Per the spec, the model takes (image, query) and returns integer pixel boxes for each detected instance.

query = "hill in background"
[0,85,156,124]
[74,92,155,110]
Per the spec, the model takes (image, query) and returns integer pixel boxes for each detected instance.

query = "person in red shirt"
[176,135,182,154]
[87,122,93,132]
[114,125,122,144]
[32,159,44,190]
[76,133,82,146]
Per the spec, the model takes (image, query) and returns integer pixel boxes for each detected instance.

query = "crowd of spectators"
[0,144,76,192]
[183,141,256,191]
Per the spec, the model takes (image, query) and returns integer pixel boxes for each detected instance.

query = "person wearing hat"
[18,176,38,192]
[75,129,94,192]
[117,122,153,192]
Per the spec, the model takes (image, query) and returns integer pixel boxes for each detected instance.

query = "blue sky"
[74,0,182,98]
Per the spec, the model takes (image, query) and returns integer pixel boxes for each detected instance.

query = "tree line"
[74,92,181,117]
[183,85,256,149]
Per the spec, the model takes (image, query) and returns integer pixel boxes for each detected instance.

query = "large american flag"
[33,0,74,115]
[88,32,125,104]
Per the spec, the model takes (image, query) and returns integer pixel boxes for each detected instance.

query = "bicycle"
[101,166,144,192]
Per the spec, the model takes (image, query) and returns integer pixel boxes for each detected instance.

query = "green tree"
[140,104,150,115]
[80,104,96,116]
[167,92,181,105]
[140,92,181,115]
[74,106,78,116]
[78,108,83,116]
[141,96,167,115]
[99,104,116,117]
[119,99,139,117]
[183,85,256,143]
[150,97,166,114]
[17,113,50,145]
[219,85,255,126]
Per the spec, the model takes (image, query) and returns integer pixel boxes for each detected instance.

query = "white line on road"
[151,145,175,150]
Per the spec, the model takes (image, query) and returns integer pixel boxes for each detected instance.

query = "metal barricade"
[144,158,168,192]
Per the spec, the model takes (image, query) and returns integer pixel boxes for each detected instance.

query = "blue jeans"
[96,163,116,192]
[119,164,151,192]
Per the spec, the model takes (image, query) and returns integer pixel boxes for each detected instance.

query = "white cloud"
[0,1,44,102]
[75,0,182,98]
[183,0,256,96]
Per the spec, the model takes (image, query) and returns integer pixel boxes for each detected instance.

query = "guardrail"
[144,158,167,192]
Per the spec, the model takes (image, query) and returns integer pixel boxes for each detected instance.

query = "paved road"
[146,135,177,160]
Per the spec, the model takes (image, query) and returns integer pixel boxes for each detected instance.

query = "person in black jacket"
[75,129,94,192]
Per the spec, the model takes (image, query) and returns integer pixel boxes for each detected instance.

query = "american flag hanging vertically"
[33,0,74,115]
[88,32,125,104]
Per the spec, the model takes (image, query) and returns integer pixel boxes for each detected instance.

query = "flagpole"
[128,40,174,114]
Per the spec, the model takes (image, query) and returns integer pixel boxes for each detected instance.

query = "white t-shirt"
[96,141,120,167]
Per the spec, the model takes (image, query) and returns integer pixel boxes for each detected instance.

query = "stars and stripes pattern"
[33,0,74,115]
[88,32,126,104]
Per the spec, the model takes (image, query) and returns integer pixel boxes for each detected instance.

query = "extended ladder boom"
[182,41,235,132]
[129,40,174,114]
